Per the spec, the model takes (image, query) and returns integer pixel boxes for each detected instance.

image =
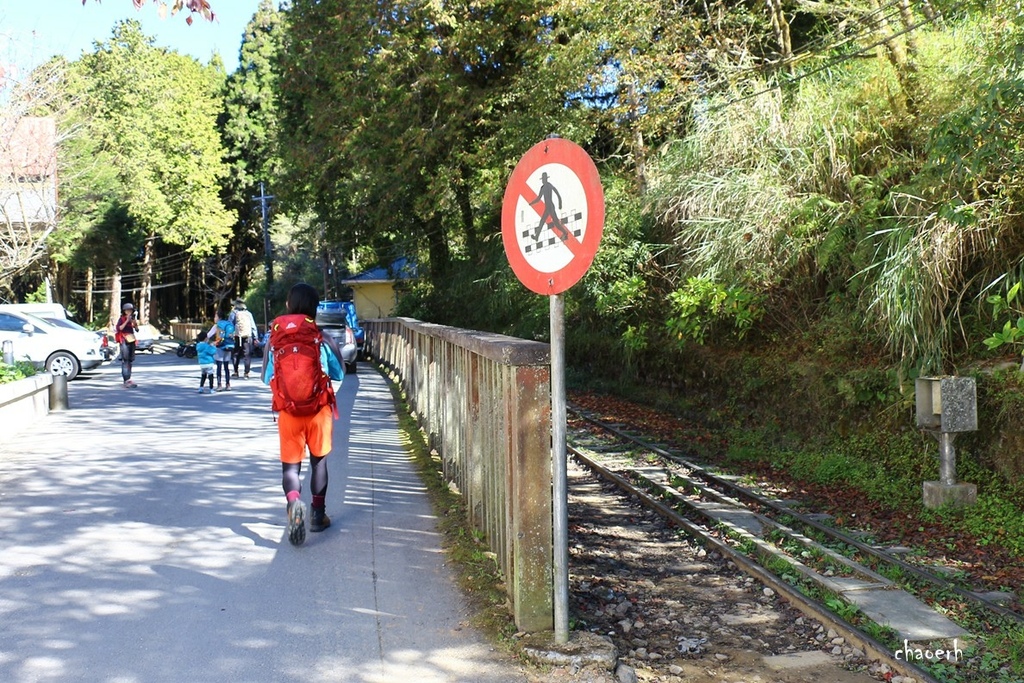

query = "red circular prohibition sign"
[501,138,605,295]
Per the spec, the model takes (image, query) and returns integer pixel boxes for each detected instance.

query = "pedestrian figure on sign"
[530,172,569,242]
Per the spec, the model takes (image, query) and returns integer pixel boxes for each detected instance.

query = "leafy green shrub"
[938,495,1024,558]
[812,453,874,486]
[983,281,1024,360]
[0,360,38,385]
[666,277,764,346]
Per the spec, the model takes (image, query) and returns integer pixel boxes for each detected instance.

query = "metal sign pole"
[501,136,603,643]
[551,292,569,644]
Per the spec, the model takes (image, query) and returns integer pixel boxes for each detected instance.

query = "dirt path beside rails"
[523,459,896,683]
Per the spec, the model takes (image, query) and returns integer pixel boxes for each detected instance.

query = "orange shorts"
[277,405,334,464]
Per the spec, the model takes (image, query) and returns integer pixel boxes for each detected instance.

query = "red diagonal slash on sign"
[501,137,604,295]
[517,177,585,258]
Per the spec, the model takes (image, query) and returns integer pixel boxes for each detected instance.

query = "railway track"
[566,402,1024,683]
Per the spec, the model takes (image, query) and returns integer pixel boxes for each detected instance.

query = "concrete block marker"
[692,501,765,537]
[519,630,617,670]
[842,589,969,642]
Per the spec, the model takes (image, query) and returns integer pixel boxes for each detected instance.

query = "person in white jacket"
[229,299,259,379]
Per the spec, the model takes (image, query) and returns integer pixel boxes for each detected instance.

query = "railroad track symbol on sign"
[502,138,605,295]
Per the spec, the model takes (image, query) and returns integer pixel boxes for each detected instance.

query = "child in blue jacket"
[195,331,217,394]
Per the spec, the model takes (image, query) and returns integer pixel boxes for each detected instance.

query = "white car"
[0,305,105,380]
[39,315,116,361]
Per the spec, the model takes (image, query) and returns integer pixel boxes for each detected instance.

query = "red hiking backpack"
[268,314,336,417]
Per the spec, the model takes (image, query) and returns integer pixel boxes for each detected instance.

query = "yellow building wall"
[352,283,397,319]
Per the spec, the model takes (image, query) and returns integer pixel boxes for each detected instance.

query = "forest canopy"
[3,0,1024,381]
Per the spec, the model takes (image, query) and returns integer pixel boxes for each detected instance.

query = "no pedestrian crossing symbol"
[502,137,605,295]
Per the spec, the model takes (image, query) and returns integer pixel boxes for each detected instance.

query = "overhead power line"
[71,280,186,295]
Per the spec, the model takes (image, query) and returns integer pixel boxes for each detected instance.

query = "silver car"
[0,306,105,380]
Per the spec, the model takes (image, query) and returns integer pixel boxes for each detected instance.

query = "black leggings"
[282,455,328,499]
[216,359,232,384]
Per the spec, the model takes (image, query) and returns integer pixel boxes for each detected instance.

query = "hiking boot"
[310,509,331,532]
[287,499,307,546]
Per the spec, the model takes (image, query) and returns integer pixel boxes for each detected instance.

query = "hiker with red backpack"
[262,283,345,546]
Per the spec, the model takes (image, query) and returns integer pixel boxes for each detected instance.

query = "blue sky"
[0,0,264,80]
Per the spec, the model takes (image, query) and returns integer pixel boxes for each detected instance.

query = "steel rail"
[568,404,1024,625]
[569,446,945,683]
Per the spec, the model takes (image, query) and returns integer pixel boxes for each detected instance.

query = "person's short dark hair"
[286,283,319,317]
[197,331,207,342]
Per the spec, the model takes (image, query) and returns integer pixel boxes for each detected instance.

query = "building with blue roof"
[341,257,417,319]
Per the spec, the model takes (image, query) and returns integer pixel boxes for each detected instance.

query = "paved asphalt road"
[0,350,528,683]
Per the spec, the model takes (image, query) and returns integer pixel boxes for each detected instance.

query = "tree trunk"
[139,234,155,324]
[766,0,794,73]
[109,263,123,328]
[184,257,194,320]
[320,223,331,299]
[869,0,917,113]
[425,214,450,286]
[634,124,648,195]
[628,81,648,195]
[457,164,477,255]
[917,0,937,22]
[870,0,908,71]
[57,260,70,308]
[897,0,920,58]
[85,266,94,324]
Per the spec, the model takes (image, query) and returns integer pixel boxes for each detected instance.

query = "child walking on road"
[195,331,216,394]
[263,283,345,546]
[209,310,235,392]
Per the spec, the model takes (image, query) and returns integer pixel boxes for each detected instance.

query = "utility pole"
[252,182,275,328]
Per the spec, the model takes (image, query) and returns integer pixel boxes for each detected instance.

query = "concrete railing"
[0,373,53,434]
[364,317,553,633]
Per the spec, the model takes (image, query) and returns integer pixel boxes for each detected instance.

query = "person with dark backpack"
[262,283,345,546]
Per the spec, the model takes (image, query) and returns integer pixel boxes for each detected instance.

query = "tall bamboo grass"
[646,8,1024,371]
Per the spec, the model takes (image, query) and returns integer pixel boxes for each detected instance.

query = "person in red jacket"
[114,302,140,388]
